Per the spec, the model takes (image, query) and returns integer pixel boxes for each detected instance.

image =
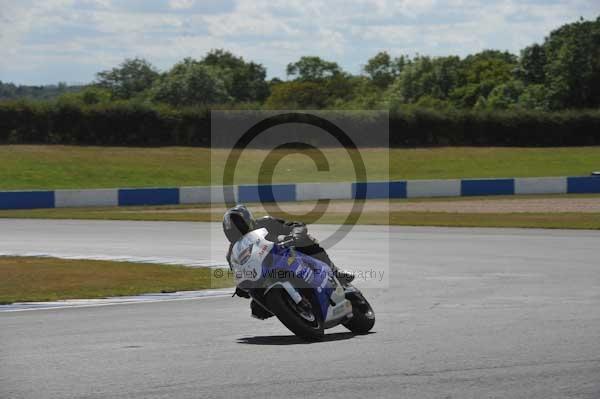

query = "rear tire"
[265,289,324,341]
[343,292,375,334]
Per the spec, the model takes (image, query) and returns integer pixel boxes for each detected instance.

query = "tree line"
[2,16,598,112]
[0,82,85,101]
[1,16,599,147]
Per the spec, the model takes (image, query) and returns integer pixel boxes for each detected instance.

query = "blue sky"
[1,0,599,85]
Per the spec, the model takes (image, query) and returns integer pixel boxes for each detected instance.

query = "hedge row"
[389,108,600,146]
[1,101,599,147]
[0,102,211,146]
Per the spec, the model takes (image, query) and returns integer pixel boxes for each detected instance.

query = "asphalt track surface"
[1,220,599,398]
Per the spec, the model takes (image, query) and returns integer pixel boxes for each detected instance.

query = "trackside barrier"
[118,188,179,206]
[0,191,54,209]
[0,176,598,209]
[238,184,296,203]
[461,179,514,196]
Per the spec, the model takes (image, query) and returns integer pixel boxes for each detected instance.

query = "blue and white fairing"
[230,228,352,323]
[230,228,273,284]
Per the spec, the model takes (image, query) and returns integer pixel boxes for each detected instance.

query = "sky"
[1,0,599,85]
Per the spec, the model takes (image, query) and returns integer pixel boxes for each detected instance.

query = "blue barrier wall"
[0,191,54,209]
[118,188,180,206]
[238,184,296,203]
[352,181,407,199]
[567,177,600,194]
[461,179,515,196]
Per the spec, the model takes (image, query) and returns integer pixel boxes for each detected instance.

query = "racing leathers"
[227,216,353,319]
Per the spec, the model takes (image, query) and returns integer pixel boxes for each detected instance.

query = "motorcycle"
[229,227,375,341]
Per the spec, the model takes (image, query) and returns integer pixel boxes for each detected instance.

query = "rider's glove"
[290,225,308,242]
[277,235,296,248]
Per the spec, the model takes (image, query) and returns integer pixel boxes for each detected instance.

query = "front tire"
[265,289,324,341]
[343,291,375,334]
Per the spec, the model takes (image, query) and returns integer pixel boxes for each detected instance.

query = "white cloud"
[169,0,196,10]
[0,0,599,84]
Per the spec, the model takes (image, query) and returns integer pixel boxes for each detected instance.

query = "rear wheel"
[265,288,324,341]
[343,291,375,334]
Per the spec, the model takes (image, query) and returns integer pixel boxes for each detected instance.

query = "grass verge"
[1,145,600,189]
[0,256,233,305]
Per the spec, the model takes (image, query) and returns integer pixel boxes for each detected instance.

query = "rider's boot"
[250,300,273,320]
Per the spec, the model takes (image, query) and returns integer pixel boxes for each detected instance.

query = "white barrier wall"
[54,189,118,208]
[179,186,212,204]
[514,177,567,195]
[406,179,461,198]
[296,182,352,201]
[180,186,239,204]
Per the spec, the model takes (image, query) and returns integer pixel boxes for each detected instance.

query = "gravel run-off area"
[129,196,600,215]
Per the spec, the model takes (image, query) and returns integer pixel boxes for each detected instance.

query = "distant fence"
[1,176,600,210]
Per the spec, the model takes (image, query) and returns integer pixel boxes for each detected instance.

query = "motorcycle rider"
[223,204,354,319]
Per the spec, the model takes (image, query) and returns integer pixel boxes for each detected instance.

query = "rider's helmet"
[223,204,256,243]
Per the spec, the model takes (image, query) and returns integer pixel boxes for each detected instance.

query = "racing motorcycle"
[229,227,375,341]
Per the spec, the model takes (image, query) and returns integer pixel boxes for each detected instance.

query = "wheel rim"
[285,294,317,325]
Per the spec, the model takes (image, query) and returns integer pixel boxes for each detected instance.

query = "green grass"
[389,212,600,229]
[1,196,599,229]
[0,256,233,304]
[1,145,600,189]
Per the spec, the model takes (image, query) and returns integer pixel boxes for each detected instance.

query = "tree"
[386,56,463,104]
[450,50,518,108]
[414,95,453,110]
[0,81,85,100]
[485,80,525,110]
[57,86,112,105]
[264,81,330,108]
[332,76,384,109]
[518,84,550,110]
[461,51,517,83]
[80,87,112,105]
[542,17,600,109]
[200,49,269,102]
[518,44,546,85]
[286,56,342,81]
[0,81,17,99]
[150,58,231,106]
[363,52,409,89]
[96,58,159,100]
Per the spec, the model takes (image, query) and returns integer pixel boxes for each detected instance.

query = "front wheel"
[343,291,375,334]
[265,288,324,341]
